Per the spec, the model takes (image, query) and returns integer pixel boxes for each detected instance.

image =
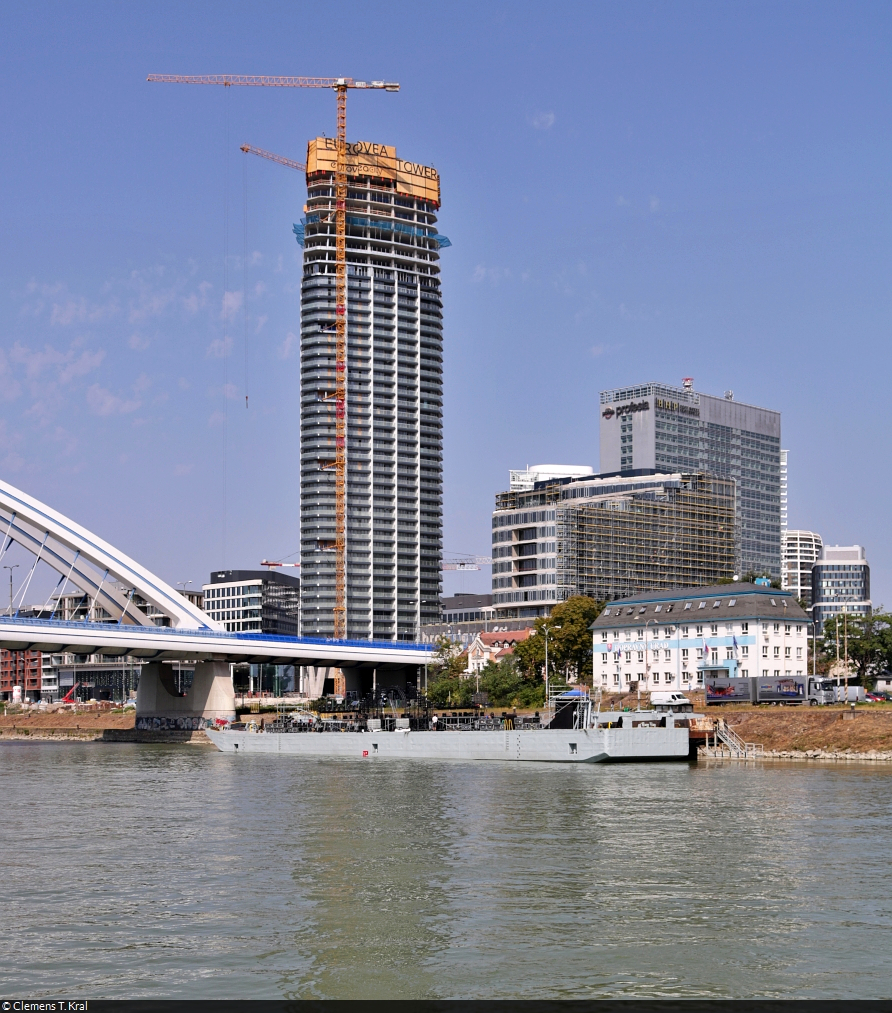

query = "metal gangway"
[703,718,764,759]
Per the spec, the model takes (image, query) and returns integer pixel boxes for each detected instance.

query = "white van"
[650,691,693,712]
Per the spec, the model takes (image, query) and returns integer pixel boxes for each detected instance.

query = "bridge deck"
[0,616,433,667]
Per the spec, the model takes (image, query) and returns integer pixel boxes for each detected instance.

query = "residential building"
[1,649,42,702]
[492,470,736,620]
[467,629,533,674]
[202,569,300,636]
[599,379,781,579]
[298,138,446,641]
[440,593,495,626]
[811,545,871,628]
[782,529,823,609]
[589,582,810,692]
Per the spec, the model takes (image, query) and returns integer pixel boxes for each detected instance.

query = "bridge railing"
[0,615,433,653]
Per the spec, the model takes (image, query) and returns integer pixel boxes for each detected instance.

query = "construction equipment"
[260,560,301,570]
[240,144,306,173]
[442,556,493,571]
[61,683,80,704]
[149,74,399,638]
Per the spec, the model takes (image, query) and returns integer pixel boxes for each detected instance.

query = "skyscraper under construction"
[296,139,448,640]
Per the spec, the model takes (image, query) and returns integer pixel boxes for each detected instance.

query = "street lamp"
[541,623,562,714]
[3,564,19,616]
[643,618,658,710]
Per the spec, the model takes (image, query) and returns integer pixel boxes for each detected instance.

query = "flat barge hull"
[205,726,689,763]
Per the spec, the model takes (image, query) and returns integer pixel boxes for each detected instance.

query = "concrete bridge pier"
[136,661,236,727]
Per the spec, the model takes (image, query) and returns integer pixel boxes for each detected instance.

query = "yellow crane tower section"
[149,74,400,639]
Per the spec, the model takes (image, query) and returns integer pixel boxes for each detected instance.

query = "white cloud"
[650,196,660,212]
[278,331,298,359]
[223,383,239,400]
[207,411,226,427]
[206,336,233,358]
[86,384,140,416]
[531,112,555,130]
[221,290,243,320]
[128,333,150,351]
[255,314,268,335]
[9,341,104,383]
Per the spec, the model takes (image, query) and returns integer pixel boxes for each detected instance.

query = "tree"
[424,635,471,706]
[479,655,545,709]
[513,596,605,685]
[819,611,892,687]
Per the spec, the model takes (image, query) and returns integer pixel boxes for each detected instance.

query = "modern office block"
[599,379,781,579]
[782,529,823,609]
[811,545,871,627]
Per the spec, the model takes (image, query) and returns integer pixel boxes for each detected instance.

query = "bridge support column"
[301,666,330,700]
[136,661,236,728]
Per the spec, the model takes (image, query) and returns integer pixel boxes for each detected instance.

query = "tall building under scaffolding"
[296,139,448,639]
[492,471,736,619]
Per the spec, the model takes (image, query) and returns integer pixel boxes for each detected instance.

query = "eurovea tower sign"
[306,138,441,205]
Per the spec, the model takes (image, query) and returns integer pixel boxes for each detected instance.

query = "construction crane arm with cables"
[240,144,306,172]
[149,72,399,640]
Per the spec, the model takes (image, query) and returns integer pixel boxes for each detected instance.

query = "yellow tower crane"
[149,74,400,639]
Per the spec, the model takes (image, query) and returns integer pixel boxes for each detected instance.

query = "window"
[664,650,671,662]
[637,651,644,662]
[796,625,803,634]
[774,670,780,677]
[713,601,721,608]
[741,646,749,658]
[741,622,749,634]
[726,648,733,659]
[773,623,780,633]
[741,669,749,678]
[785,624,791,635]
[684,603,692,610]
[625,652,631,662]
[625,630,632,641]
[770,599,777,606]
[681,626,689,637]
[698,602,706,609]
[603,609,612,616]
[682,648,689,660]
[601,654,608,664]
[696,625,703,636]
[774,646,780,658]
[796,647,802,659]
[653,672,660,683]
[655,605,662,613]
[613,673,620,684]
[762,645,768,658]
[729,599,737,607]
[710,624,718,636]
[601,632,608,642]
[785,647,791,658]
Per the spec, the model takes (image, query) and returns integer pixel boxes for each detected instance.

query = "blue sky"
[0,1,890,605]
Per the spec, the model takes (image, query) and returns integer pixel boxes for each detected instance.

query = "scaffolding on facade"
[554,473,736,602]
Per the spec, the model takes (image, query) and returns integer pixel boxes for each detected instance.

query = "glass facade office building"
[599,380,781,581]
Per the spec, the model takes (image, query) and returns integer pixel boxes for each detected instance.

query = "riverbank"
[0,709,211,744]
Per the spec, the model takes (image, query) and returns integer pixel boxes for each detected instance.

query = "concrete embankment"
[0,710,212,745]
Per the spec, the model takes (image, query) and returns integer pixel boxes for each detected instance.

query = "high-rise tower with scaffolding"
[296,139,449,640]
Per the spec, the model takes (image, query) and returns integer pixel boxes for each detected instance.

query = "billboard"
[706,677,754,704]
[306,138,441,205]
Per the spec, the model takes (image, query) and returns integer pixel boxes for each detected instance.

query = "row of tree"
[425,596,604,708]
[816,612,892,686]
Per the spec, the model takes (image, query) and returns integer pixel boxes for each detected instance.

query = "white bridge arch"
[0,477,431,691]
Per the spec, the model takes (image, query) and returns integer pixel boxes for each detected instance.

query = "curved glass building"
[297,139,445,640]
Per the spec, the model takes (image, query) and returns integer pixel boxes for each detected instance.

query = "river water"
[3,742,891,1000]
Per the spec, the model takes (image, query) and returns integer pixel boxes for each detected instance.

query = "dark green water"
[2,742,891,999]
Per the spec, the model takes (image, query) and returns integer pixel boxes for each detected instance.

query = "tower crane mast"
[149,73,399,639]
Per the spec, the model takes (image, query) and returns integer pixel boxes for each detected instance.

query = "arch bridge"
[0,478,432,721]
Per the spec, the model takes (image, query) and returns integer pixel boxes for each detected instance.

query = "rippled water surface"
[3,742,892,999]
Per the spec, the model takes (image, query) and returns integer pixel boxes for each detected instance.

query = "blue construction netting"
[293,215,451,249]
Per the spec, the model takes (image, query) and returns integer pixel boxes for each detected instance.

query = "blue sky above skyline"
[1,1,890,606]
